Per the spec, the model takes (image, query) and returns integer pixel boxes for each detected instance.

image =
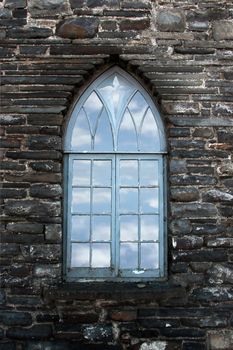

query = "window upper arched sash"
[64,67,167,153]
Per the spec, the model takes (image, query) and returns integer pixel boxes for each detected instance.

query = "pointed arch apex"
[64,66,167,153]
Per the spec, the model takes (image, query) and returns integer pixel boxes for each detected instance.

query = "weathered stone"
[56,18,99,39]
[28,136,61,151]
[170,219,192,235]
[170,188,199,202]
[183,342,206,350]
[120,19,150,31]
[30,184,62,198]
[29,161,61,173]
[172,236,203,250]
[28,0,69,18]
[207,264,233,285]
[169,160,187,174]
[0,290,6,305]
[20,244,61,261]
[33,264,60,278]
[6,223,43,234]
[82,325,113,342]
[0,9,12,19]
[206,238,233,248]
[193,128,214,138]
[173,250,226,263]
[208,330,233,350]
[213,21,233,41]
[5,200,61,217]
[157,9,185,32]
[7,27,53,38]
[162,102,199,114]
[203,189,233,203]
[87,0,119,7]
[170,175,217,186]
[109,310,137,321]
[192,287,233,302]
[5,0,26,8]
[45,224,62,241]
[0,311,32,326]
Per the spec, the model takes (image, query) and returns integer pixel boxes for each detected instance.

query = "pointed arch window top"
[65,67,166,153]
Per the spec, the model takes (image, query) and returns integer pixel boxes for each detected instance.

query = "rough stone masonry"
[1,0,233,349]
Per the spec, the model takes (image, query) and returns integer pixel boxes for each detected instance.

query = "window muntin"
[64,67,166,281]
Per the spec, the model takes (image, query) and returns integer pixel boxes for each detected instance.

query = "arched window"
[64,67,167,281]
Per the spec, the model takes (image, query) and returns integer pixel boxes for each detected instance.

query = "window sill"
[43,281,186,303]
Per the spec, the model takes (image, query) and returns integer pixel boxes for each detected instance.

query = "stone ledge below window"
[43,281,187,303]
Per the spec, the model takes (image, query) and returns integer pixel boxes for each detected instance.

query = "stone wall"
[1,0,233,349]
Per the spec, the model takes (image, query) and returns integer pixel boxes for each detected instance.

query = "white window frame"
[63,67,167,281]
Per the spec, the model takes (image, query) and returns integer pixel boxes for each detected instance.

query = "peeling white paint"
[133,269,145,275]
[140,341,167,350]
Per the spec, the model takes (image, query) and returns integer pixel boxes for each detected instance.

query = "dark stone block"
[172,236,203,250]
[192,287,233,302]
[0,311,32,326]
[170,175,217,186]
[0,47,15,58]
[20,45,48,56]
[70,0,85,9]
[119,19,150,31]
[0,115,26,125]
[213,21,233,40]
[28,136,61,150]
[0,290,6,305]
[170,188,199,202]
[169,127,191,137]
[182,341,206,350]
[57,18,99,39]
[6,325,52,339]
[12,8,27,18]
[24,341,122,350]
[160,327,205,338]
[7,27,52,38]
[6,151,62,160]
[157,9,185,32]
[202,189,233,203]
[20,244,61,261]
[30,184,62,199]
[82,324,113,342]
[5,0,26,8]
[0,8,12,18]
[172,250,227,262]
[0,162,25,171]
[5,200,61,217]
[28,0,68,18]
[29,161,61,173]
[0,343,16,350]
[0,189,27,199]
[0,243,19,256]
[7,223,43,234]
[87,0,118,6]
[217,131,233,143]
[7,295,41,306]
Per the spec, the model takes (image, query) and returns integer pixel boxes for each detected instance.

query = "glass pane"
[118,110,138,151]
[120,243,138,269]
[92,243,110,267]
[71,109,91,151]
[141,243,158,269]
[140,188,159,213]
[97,73,134,123]
[72,160,91,186]
[128,91,148,131]
[120,188,138,213]
[93,160,111,186]
[71,243,90,267]
[120,160,138,186]
[140,109,160,152]
[83,92,103,135]
[120,215,138,241]
[92,216,111,241]
[94,109,113,151]
[92,188,111,213]
[72,188,90,213]
[71,216,90,241]
[140,160,158,186]
[141,215,159,241]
